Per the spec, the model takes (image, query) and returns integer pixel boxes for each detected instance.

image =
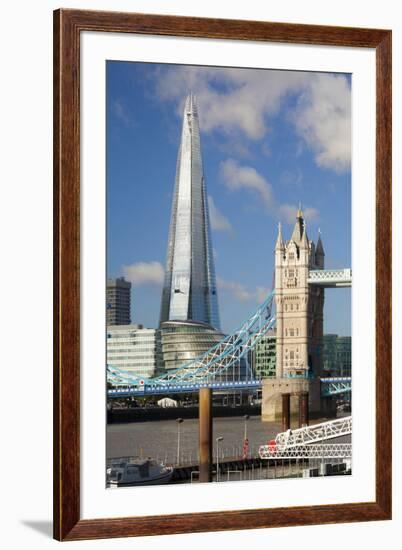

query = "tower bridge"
[108,94,351,418]
[107,210,351,411]
[260,209,351,420]
[106,210,350,480]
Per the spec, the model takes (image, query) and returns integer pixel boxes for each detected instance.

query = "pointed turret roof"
[297,201,303,218]
[316,229,325,256]
[291,204,305,244]
[275,222,285,250]
[300,219,309,249]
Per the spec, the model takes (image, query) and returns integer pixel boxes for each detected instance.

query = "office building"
[107,324,162,379]
[160,320,224,372]
[322,334,352,377]
[159,93,220,330]
[251,330,277,378]
[106,277,131,326]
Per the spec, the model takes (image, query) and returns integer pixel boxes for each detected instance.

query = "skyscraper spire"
[159,93,221,330]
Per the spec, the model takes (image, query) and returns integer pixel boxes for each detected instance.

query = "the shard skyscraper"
[159,93,221,330]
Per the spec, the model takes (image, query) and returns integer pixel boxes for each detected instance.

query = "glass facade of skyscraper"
[322,334,352,377]
[160,93,220,330]
[251,330,277,378]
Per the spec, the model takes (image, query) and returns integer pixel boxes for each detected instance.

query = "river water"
[106,415,349,465]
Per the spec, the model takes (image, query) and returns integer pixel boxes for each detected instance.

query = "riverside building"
[160,320,225,372]
[322,334,352,377]
[106,277,131,326]
[251,330,277,379]
[107,324,162,379]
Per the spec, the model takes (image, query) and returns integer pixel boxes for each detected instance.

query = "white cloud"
[207,196,232,233]
[220,159,318,223]
[122,261,164,286]
[112,99,132,127]
[153,66,304,140]
[151,66,351,173]
[218,278,253,302]
[220,159,274,209]
[278,203,319,225]
[291,74,351,172]
[218,277,271,304]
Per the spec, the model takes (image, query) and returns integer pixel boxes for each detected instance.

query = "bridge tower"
[275,207,325,378]
[262,207,325,421]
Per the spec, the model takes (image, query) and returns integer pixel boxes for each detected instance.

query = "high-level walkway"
[307,268,352,288]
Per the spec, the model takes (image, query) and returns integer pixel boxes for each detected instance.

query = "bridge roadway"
[107,274,351,399]
[107,377,351,398]
[108,380,261,398]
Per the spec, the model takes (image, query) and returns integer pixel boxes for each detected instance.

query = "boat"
[106,457,173,487]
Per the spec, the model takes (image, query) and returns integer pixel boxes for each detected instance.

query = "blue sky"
[107,62,351,336]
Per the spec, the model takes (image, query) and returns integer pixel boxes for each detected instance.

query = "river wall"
[107,404,261,424]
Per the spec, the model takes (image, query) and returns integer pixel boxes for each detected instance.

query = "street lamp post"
[176,418,183,465]
[243,414,250,459]
[243,414,250,441]
[216,436,224,482]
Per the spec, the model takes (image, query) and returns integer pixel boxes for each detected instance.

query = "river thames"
[107,414,349,465]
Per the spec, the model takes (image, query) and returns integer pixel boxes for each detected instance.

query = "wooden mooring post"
[282,393,291,432]
[199,388,212,482]
[299,391,309,427]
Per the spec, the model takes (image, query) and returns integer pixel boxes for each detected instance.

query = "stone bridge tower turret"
[275,207,325,379]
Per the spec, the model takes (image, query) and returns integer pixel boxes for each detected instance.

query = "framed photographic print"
[53,8,392,541]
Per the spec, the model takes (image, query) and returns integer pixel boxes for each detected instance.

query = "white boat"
[106,457,173,487]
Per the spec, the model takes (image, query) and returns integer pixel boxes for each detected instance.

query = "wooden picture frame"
[53,8,392,541]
